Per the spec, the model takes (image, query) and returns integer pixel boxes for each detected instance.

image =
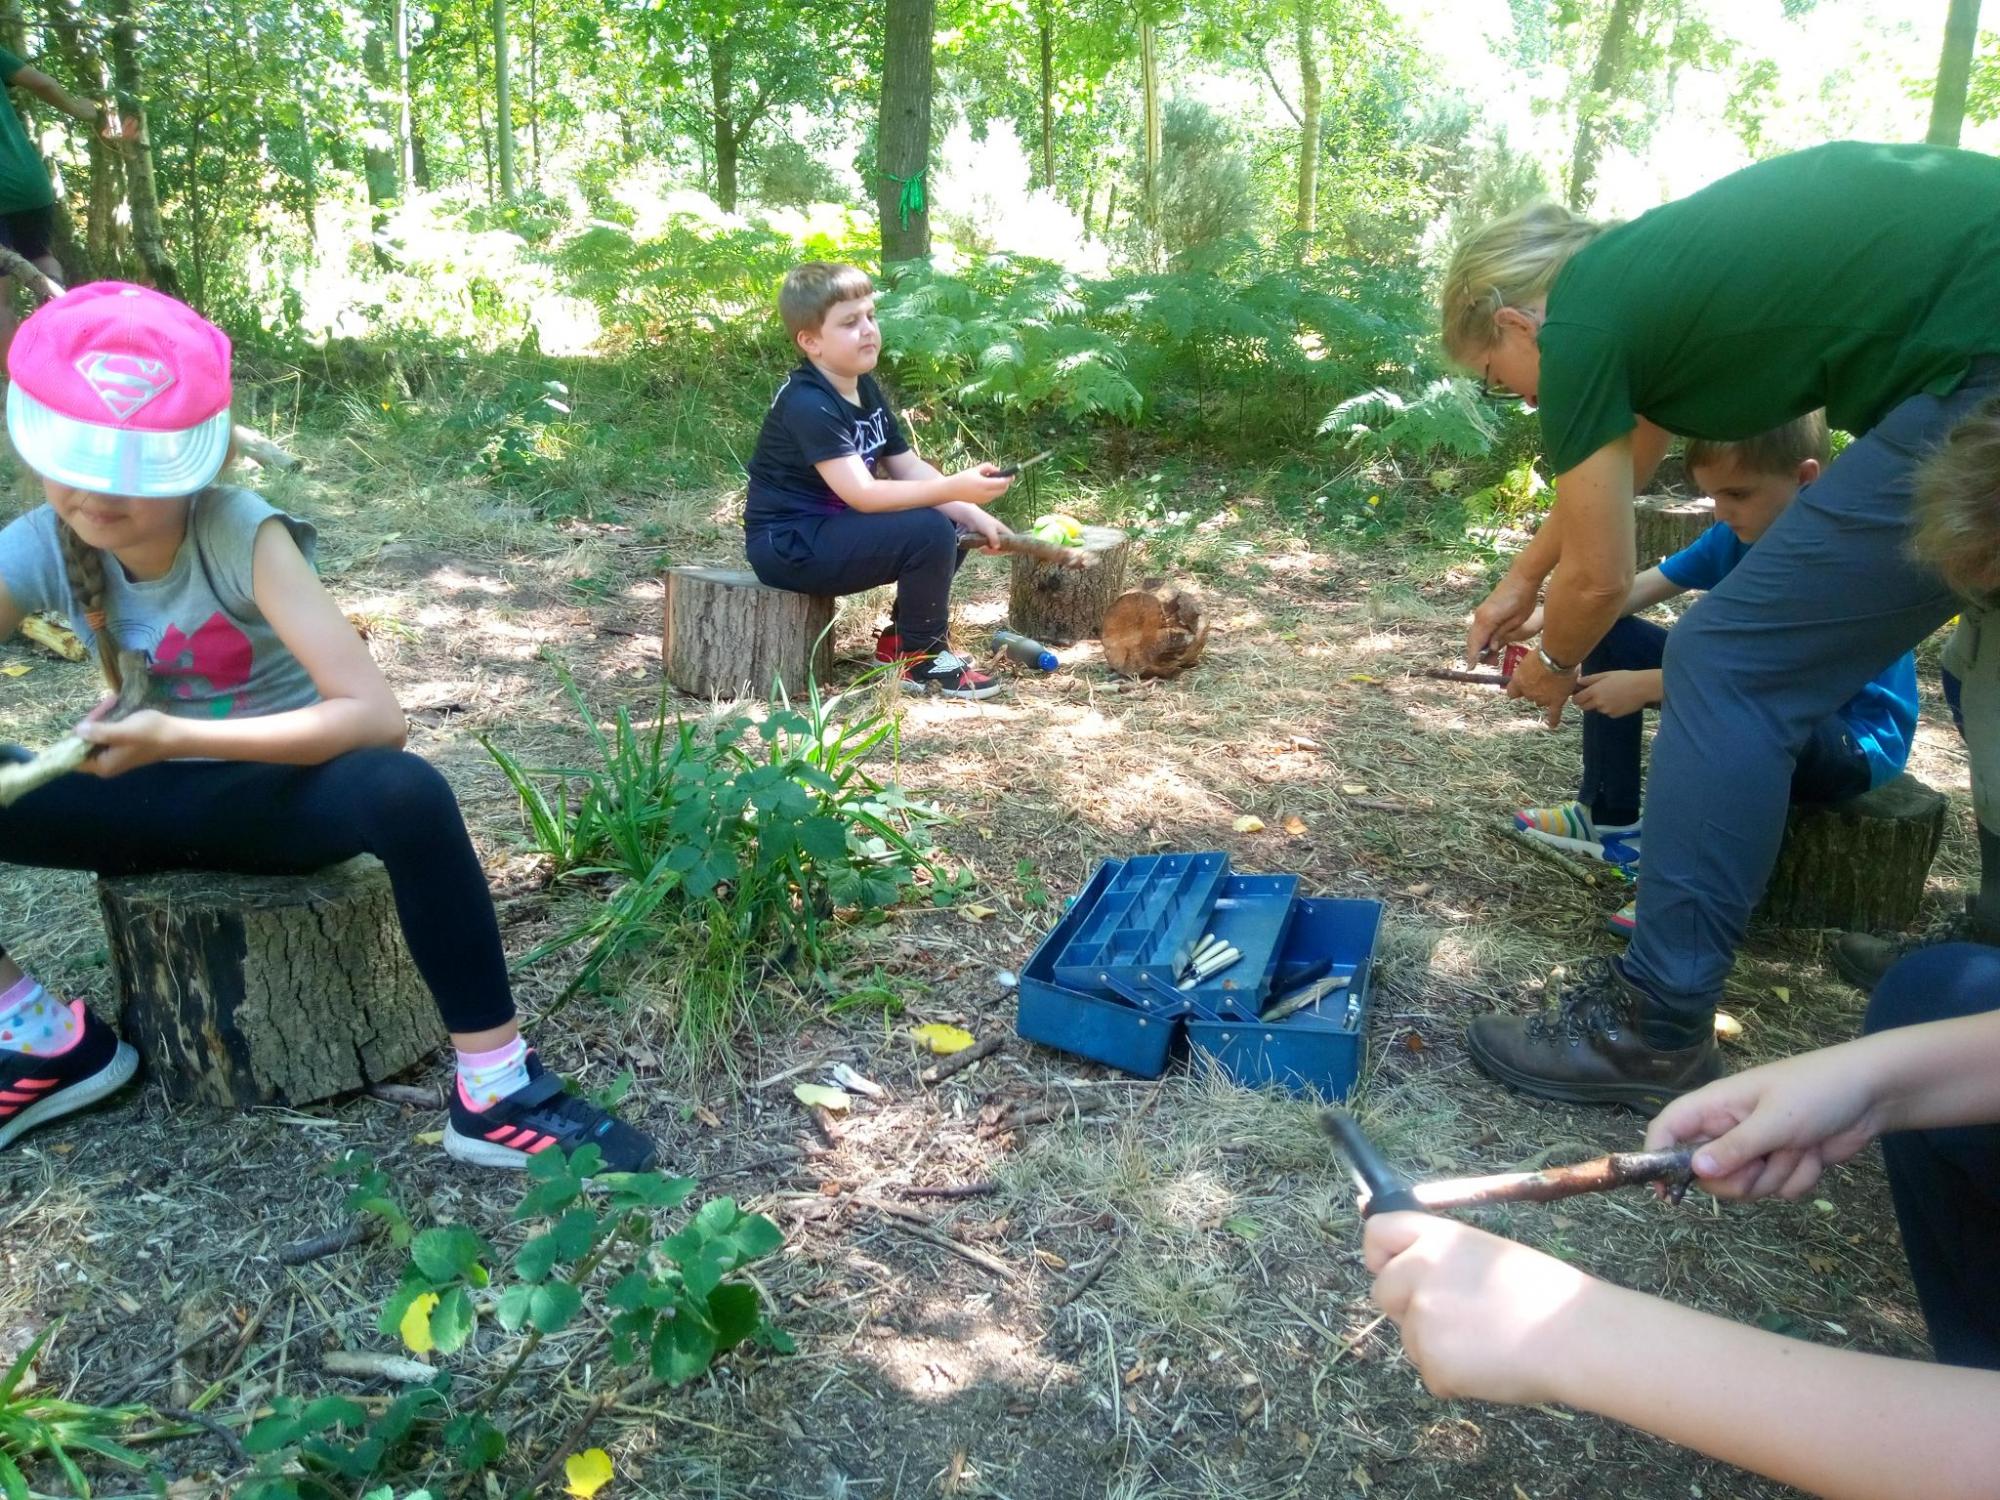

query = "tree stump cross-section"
[1006,525,1131,645]
[1759,774,1949,932]
[1632,496,1715,570]
[664,566,836,700]
[97,856,444,1109]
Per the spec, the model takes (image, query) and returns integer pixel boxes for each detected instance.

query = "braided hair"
[55,513,122,694]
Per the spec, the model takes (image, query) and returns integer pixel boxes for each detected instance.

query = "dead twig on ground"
[366,1082,443,1109]
[1053,1231,1122,1308]
[898,1181,997,1201]
[921,1034,1004,1085]
[105,1311,235,1406]
[152,1403,252,1472]
[321,1349,438,1384]
[275,1220,380,1266]
[863,1199,1020,1284]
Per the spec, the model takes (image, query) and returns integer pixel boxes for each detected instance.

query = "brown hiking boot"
[1832,901,2000,994]
[1465,958,1724,1112]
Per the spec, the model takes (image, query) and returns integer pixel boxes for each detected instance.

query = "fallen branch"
[320,1349,437,1385]
[898,1181,997,1201]
[864,1199,1019,1284]
[982,1099,1065,1138]
[1407,1148,1696,1213]
[1053,1231,1122,1307]
[0,246,62,301]
[1415,667,1510,686]
[921,1034,1004,1085]
[275,1219,380,1266]
[366,1082,443,1109]
[0,651,151,810]
[959,530,1093,570]
[152,1403,251,1472]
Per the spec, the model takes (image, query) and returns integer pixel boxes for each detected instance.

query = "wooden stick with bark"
[1402,1148,1696,1213]
[958,530,1095,570]
[0,649,151,808]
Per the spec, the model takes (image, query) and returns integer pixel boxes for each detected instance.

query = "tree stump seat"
[1633,496,1715,570]
[663,566,835,701]
[1760,773,1949,932]
[97,855,442,1109]
[1007,525,1131,644]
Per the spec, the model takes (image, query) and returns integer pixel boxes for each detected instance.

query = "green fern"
[1322,379,1501,463]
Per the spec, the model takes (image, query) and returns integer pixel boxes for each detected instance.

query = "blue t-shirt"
[1659,522,1918,788]
[743,362,910,533]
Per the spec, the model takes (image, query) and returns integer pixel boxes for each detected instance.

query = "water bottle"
[992,629,1058,672]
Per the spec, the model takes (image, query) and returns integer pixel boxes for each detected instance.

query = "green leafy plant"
[0,1327,151,1498]
[483,662,949,1057]
[1321,378,1502,464]
[237,1148,787,1499]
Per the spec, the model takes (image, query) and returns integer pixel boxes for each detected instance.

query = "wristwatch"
[1536,645,1578,675]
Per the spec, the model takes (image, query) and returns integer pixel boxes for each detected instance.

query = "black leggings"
[0,746,514,1035]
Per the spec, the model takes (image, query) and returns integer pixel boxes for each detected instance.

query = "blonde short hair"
[1685,412,1831,480]
[779,261,875,340]
[1438,200,1614,361]
[1911,397,2000,600]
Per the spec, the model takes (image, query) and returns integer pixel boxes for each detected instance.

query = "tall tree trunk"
[395,0,413,195]
[877,0,934,264]
[1566,0,1638,211]
[1037,4,1054,190]
[40,0,107,282]
[527,0,540,187]
[1927,0,1984,147]
[105,0,179,296]
[1293,0,1320,235]
[361,20,398,206]
[1139,18,1160,234]
[710,41,738,212]
[492,0,515,200]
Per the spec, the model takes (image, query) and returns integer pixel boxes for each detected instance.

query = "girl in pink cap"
[0,283,657,1173]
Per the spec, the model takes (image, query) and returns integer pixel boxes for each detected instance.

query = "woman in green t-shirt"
[1439,141,2000,1107]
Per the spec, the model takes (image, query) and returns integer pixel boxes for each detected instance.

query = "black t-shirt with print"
[744,362,912,533]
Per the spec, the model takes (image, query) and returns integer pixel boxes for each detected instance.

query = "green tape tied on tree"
[883,168,926,231]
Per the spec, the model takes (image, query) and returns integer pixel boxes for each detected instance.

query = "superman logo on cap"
[74,352,177,420]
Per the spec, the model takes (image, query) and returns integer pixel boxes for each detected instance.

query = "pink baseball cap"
[6,281,233,498]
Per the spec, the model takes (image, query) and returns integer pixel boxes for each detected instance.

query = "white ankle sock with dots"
[455,1036,531,1110]
[0,974,80,1056]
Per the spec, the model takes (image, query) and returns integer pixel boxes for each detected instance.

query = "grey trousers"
[1624,362,2000,1042]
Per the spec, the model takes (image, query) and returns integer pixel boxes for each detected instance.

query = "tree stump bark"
[1633,496,1715,569]
[1007,525,1130,644]
[1759,775,1949,931]
[1102,583,1210,679]
[97,856,444,1109]
[663,566,836,700]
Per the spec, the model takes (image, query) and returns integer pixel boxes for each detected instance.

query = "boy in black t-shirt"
[745,262,1013,700]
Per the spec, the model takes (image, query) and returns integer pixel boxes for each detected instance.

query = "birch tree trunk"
[1293,0,1320,236]
[1565,0,1638,212]
[1926,0,1984,147]
[1037,4,1055,190]
[492,0,515,200]
[1139,18,1160,237]
[106,0,179,296]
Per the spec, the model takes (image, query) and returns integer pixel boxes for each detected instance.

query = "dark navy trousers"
[747,508,965,657]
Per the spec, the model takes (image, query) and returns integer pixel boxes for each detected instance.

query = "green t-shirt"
[0,48,54,214]
[1538,141,2000,475]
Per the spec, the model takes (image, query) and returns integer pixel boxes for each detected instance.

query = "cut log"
[663,566,835,700]
[1633,496,1715,569]
[1007,525,1130,644]
[1102,582,1209,680]
[1759,774,1949,932]
[98,856,443,1109]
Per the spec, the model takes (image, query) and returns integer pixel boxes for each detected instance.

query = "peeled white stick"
[0,651,151,808]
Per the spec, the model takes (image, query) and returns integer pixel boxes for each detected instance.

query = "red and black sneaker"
[444,1053,658,1173]
[901,650,1002,701]
[0,1002,140,1151]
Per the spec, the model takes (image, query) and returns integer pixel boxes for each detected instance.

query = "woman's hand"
[75,707,184,778]
[1467,573,1541,664]
[1646,1047,1887,1201]
[1506,649,1578,727]
[1366,1212,1603,1407]
[947,464,1014,506]
[1572,669,1656,719]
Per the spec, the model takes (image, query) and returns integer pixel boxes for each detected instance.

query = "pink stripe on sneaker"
[525,1135,558,1154]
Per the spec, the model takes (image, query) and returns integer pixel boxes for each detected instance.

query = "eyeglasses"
[1475,356,1510,402]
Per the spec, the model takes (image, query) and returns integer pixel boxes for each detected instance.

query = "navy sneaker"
[901,650,1002,701]
[0,1002,140,1151]
[444,1054,658,1173]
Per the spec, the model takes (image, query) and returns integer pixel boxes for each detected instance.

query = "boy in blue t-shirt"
[744,262,1014,700]
[1512,412,1919,926]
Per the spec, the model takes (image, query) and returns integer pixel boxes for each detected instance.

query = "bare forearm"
[162,701,406,765]
[1863,1013,2000,1132]
[1540,566,1629,668]
[1556,1284,2000,1499]
[840,477,959,512]
[1508,506,1563,587]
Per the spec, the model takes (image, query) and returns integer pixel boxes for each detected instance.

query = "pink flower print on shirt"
[150,612,254,715]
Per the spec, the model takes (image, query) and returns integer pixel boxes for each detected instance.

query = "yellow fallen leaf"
[1232,815,1265,833]
[399,1292,440,1354]
[962,903,998,923]
[911,1023,975,1055]
[413,1130,445,1147]
[1282,815,1308,836]
[564,1447,614,1498]
[793,1083,851,1112]
[0,663,30,677]
[1771,985,1791,1002]
[1347,674,1380,684]
[1340,784,1369,795]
